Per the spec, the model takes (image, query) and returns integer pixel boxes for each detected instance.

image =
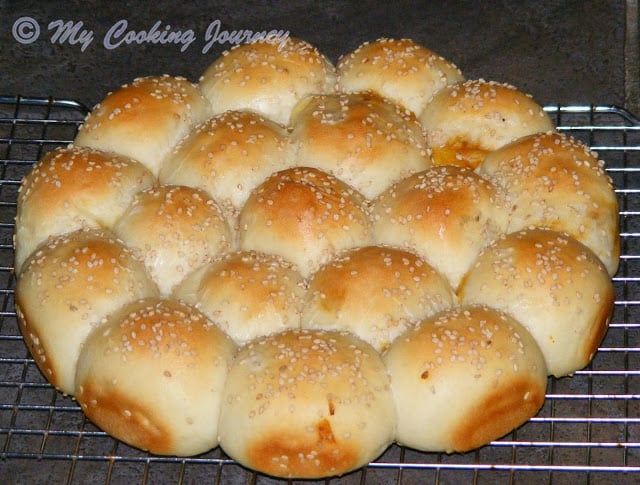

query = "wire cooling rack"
[0,96,638,485]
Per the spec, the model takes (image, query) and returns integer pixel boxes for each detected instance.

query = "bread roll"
[383,304,547,453]
[302,245,455,352]
[289,91,432,199]
[199,38,336,125]
[74,297,236,456]
[159,110,295,222]
[419,79,555,168]
[173,250,306,344]
[458,228,614,377]
[74,75,212,176]
[371,165,508,290]
[15,229,159,395]
[337,38,465,115]
[238,167,373,277]
[113,185,232,295]
[14,145,155,275]
[478,131,620,275]
[218,328,395,479]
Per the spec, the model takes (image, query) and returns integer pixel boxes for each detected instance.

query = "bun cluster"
[14,37,619,479]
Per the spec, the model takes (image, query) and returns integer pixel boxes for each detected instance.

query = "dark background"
[0,1,634,113]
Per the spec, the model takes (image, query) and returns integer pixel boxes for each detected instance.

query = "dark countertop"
[1,1,636,114]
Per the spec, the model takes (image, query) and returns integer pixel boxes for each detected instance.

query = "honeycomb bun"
[289,91,432,199]
[199,37,336,125]
[419,79,555,168]
[384,304,547,453]
[458,228,615,377]
[478,131,620,275]
[74,75,212,176]
[238,167,373,277]
[302,245,456,352]
[15,229,159,396]
[337,37,465,115]
[13,145,155,275]
[218,328,396,479]
[74,298,236,456]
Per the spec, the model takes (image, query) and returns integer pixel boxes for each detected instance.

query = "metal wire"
[0,97,638,484]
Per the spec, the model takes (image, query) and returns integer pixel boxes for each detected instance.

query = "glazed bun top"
[199,37,337,125]
[337,37,465,115]
[14,145,155,275]
[478,131,620,275]
[419,79,555,169]
[289,91,432,199]
[74,75,212,176]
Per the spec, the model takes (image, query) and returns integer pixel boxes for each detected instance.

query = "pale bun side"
[371,165,508,290]
[74,297,236,456]
[173,250,306,345]
[478,131,620,275]
[289,91,432,199]
[15,229,159,395]
[383,304,547,453]
[302,245,456,352]
[159,110,295,223]
[74,75,212,176]
[218,328,396,479]
[337,37,465,115]
[14,145,155,275]
[199,38,336,125]
[238,167,373,277]
[113,185,233,295]
[458,228,614,377]
[418,79,555,169]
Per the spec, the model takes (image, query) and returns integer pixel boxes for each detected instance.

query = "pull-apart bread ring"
[419,79,555,168]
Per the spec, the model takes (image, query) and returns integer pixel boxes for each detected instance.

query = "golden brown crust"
[199,38,336,125]
[290,91,432,198]
[371,165,508,290]
[238,167,373,277]
[337,38,465,115]
[458,228,614,377]
[383,304,547,453]
[419,79,555,168]
[15,229,158,395]
[173,250,306,344]
[159,110,295,222]
[478,131,620,275]
[75,298,236,456]
[302,245,455,352]
[218,328,395,478]
[14,145,155,275]
[74,75,212,176]
[113,185,232,295]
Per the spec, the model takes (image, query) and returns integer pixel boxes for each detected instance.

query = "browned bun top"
[478,131,620,275]
[74,75,212,176]
[458,228,614,377]
[238,167,373,277]
[218,328,395,479]
[15,229,158,395]
[419,79,555,168]
[337,37,465,115]
[173,250,306,344]
[302,245,456,352]
[199,38,336,125]
[383,304,547,453]
[289,91,432,199]
[113,185,232,295]
[74,297,236,456]
[371,165,508,290]
[14,145,155,275]
[159,110,295,222]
